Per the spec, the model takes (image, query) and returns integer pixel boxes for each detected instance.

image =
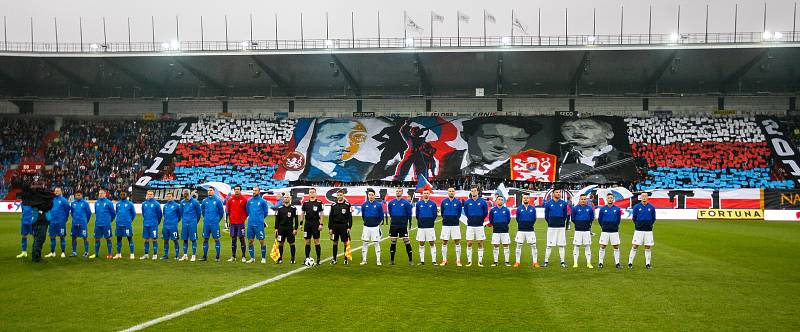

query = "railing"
[0,31,798,54]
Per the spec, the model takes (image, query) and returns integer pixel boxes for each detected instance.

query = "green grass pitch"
[1,214,798,331]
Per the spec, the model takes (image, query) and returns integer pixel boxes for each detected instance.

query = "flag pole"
[404,11,407,40]
[511,10,514,39]
[483,9,487,46]
[430,11,433,46]
[457,11,460,46]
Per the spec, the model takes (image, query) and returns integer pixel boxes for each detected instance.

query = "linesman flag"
[345,241,353,261]
[269,241,281,262]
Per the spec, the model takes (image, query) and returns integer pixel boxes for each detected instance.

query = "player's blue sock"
[248,244,254,259]
[60,237,66,253]
[94,241,101,255]
[116,237,122,254]
[128,237,134,254]
[153,241,158,256]
[191,240,197,255]
[261,245,267,259]
[49,238,56,253]
[173,240,180,257]
[183,240,188,256]
[202,240,209,258]
[106,239,113,255]
[144,241,150,254]
[71,238,77,253]
[214,240,221,259]
[163,241,169,257]
[83,239,89,254]
[21,237,27,252]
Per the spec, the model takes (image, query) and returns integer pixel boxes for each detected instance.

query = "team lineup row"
[16,186,658,269]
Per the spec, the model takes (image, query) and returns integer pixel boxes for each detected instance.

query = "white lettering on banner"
[772,138,795,157]
[135,176,152,186]
[173,122,188,136]
[144,157,163,174]
[159,140,179,154]
[758,116,800,185]
[782,160,800,177]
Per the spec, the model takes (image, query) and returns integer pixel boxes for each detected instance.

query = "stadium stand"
[44,119,176,199]
[626,117,794,190]
[0,118,52,198]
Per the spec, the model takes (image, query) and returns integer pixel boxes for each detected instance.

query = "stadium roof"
[0,33,798,99]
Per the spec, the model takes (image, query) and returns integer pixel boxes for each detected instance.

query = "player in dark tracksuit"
[274,195,299,264]
[328,190,352,265]
[387,187,414,265]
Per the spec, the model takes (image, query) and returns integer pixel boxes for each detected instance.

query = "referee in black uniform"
[274,194,299,264]
[301,188,324,264]
[328,190,352,265]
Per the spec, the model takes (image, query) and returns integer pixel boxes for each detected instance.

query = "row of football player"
[16,185,657,268]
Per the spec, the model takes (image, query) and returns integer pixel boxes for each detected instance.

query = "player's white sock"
[598,248,606,264]
[629,248,637,264]
[584,245,592,263]
[613,248,620,264]
[503,247,510,263]
[531,245,538,263]
[492,247,499,263]
[430,246,437,263]
[477,247,484,263]
[544,246,552,262]
[573,245,580,263]
[441,244,448,261]
[644,249,652,265]
[558,246,565,262]
[466,246,473,263]
[454,244,461,262]
[361,242,369,262]
[515,244,522,263]
[374,242,381,263]
[419,246,425,263]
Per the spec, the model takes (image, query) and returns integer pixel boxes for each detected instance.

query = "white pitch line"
[121,227,417,332]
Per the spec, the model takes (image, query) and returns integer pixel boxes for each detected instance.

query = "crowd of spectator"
[0,117,52,197]
[43,120,176,200]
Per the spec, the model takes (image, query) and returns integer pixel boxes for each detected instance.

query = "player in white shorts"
[415,188,438,265]
[488,196,512,266]
[514,193,539,268]
[360,190,384,265]
[597,193,622,269]
[629,193,656,269]
[463,186,489,267]
[543,189,569,268]
[570,194,595,268]
[439,187,463,266]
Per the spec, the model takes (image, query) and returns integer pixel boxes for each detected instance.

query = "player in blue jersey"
[571,194,595,268]
[514,193,539,268]
[439,187,463,266]
[488,196,512,267]
[69,191,92,258]
[387,187,414,265]
[113,191,136,260]
[543,189,569,268]
[45,187,70,258]
[90,189,115,259]
[16,203,35,258]
[629,193,656,269]
[246,186,269,264]
[179,189,202,261]
[463,186,488,267]
[161,192,182,260]
[415,188,438,265]
[201,187,225,262]
[360,189,384,265]
[597,193,622,269]
[140,190,162,260]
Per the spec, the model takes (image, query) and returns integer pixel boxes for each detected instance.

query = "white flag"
[406,16,424,32]
[485,12,496,24]
[458,11,470,23]
[431,11,444,23]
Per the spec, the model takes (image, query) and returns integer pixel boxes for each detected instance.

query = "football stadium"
[1,0,800,330]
